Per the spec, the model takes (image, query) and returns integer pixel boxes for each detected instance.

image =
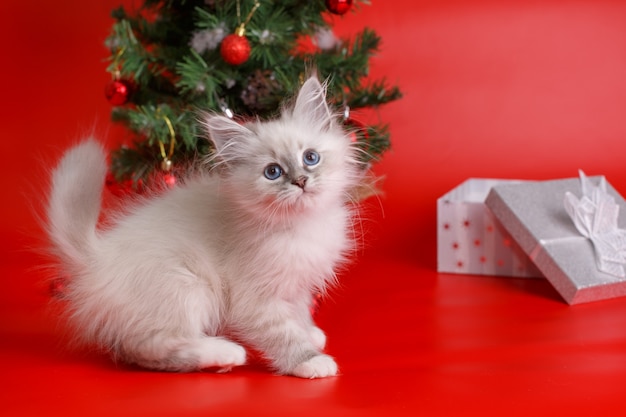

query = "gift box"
[437,179,542,278]
[485,172,626,304]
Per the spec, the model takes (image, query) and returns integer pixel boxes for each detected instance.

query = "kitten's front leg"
[308,325,327,351]
[277,326,338,379]
[236,301,337,379]
[307,294,327,350]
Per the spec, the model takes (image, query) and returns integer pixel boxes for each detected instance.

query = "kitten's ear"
[292,76,333,131]
[202,113,252,154]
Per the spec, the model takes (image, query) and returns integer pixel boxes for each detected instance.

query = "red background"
[3,1,626,415]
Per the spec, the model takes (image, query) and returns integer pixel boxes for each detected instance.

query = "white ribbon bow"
[564,171,626,278]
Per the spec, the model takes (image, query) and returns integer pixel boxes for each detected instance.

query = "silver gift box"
[485,176,626,304]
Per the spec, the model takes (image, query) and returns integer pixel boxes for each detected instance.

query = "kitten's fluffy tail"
[46,140,107,268]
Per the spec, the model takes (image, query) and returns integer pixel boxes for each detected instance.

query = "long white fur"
[46,76,361,378]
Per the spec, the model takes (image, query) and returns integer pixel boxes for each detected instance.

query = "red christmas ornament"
[325,0,353,15]
[163,173,177,188]
[105,79,132,105]
[220,33,251,66]
[148,171,177,193]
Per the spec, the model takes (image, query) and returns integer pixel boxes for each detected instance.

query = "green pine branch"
[104,0,401,187]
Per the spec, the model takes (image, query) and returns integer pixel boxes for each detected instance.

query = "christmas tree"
[104,0,401,192]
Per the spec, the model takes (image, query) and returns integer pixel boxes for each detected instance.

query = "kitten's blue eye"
[303,149,320,166]
[264,164,283,180]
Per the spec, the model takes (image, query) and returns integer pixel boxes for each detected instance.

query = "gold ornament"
[157,114,176,172]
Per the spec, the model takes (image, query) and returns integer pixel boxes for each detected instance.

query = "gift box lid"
[485,174,626,304]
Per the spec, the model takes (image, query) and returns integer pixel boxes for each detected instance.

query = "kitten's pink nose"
[291,175,308,189]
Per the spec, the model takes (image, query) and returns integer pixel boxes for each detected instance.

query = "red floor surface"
[3,1,626,416]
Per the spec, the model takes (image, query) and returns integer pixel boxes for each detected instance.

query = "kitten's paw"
[309,326,327,350]
[198,338,246,372]
[291,354,338,379]
[214,339,247,369]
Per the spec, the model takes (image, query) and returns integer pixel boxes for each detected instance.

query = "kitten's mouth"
[262,187,319,219]
[284,185,316,207]
[294,184,317,197]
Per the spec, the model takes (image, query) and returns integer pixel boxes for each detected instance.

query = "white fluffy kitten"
[46,76,362,378]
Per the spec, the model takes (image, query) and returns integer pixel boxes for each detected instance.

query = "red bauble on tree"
[325,0,353,15]
[159,158,177,189]
[220,32,251,66]
[220,1,260,65]
[105,79,133,105]
[162,173,177,188]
